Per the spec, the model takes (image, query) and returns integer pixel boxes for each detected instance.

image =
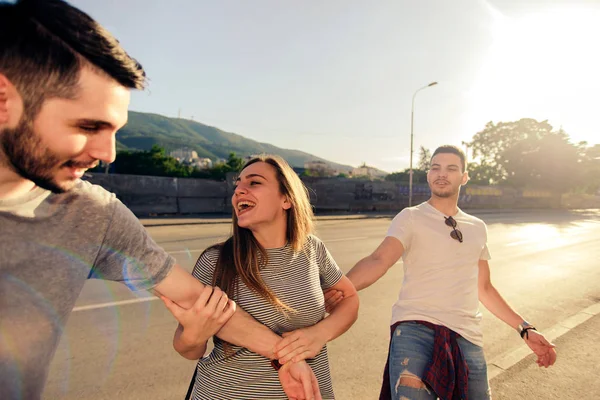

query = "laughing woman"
[168,155,359,400]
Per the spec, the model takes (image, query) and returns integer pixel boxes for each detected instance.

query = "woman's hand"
[161,285,236,344]
[274,326,327,364]
[279,360,323,400]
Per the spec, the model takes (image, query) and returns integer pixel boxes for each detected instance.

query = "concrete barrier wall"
[84,173,598,216]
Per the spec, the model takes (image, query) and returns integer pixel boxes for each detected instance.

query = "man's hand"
[524,330,557,368]
[323,288,343,313]
[274,326,327,364]
[161,285,236,341]
[279,360,322,400]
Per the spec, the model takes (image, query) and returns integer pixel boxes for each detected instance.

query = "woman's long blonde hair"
[208,154,314,311]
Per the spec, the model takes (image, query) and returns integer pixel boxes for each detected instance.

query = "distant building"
[170,148,214,169]
[191,158,213,169]
[170,147,199,164]
[351,163,388,179]
[304,160,337,177]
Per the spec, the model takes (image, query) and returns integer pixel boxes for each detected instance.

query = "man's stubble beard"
[0,115,66,194]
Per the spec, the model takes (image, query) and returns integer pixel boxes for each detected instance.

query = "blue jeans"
[388,322,492,400]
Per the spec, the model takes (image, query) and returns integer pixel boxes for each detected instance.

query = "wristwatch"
[518,320,537,339]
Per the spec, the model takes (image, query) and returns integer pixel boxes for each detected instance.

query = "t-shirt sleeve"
[91,199,175,291]
[386,208,412,249]
[191,247,220,286]
[313,236,343,290]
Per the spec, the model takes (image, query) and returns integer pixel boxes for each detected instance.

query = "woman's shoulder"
[192,243,224,279]
[305,234,324,248]
[198,244,222,262]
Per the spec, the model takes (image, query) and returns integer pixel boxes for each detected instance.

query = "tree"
[385,169,427,183]
[500,128,582,191]
[417,146,432,171]
[225,152,245,172]
[575,143,600,194]
[467,161,495,185]
[112,145,193,177]
[467,118,554,183]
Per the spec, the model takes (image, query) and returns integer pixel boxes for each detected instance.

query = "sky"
[71,0,600,172]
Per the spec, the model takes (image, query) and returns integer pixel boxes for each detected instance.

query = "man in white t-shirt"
[337,145,557,399]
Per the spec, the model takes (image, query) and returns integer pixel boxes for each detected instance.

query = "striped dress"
[190,235,343,400]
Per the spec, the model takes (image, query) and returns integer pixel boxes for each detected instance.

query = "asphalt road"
[42,209,600,399]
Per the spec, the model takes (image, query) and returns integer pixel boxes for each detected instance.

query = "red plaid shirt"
[379,320,469,400]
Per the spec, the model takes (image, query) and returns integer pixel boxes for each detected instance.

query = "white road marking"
[73,236,371,312]
[72,297,159,312]
[167,236,369,254]
[326,236,369,242]
[169,248,205,255]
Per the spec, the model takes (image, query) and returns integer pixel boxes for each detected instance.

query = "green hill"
[116,111,353,172]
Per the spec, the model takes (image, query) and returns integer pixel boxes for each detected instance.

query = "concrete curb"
[487,302,600,380]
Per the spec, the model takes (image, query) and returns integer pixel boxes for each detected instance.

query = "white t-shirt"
[386,202,491,346]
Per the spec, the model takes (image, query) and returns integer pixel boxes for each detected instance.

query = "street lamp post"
[409,81,438,207]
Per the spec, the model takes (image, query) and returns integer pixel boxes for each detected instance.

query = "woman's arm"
[273,275,359,363]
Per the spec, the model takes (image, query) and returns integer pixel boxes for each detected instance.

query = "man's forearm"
[315,293,359,342]
[154,265,281,359]
[347,256,388,291]
[480,284,524,330]
[215,306,281,359]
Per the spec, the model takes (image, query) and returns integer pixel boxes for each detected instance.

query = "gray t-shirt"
[0,180,175,400]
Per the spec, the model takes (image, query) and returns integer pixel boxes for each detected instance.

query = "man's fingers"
[324,291,343,311]
[323,289,339,301]
[299,367,315,400]
[311,371,323,400]
[548,348,557,366]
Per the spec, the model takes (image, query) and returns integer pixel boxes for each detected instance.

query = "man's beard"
[1,116,67,194]
[431,189,456,198]
[430,182,460,199]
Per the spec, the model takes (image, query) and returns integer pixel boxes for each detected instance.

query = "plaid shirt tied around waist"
[379,320,469,400]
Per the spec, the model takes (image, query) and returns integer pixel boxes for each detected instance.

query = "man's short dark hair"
[0,0,146,117]
[431,145,466,172]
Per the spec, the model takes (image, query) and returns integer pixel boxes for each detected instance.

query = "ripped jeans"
[388,322,491,400]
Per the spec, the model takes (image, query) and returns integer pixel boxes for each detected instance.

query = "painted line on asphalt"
[505,240,532,247]
[72,297,159,312]
[167,236,369,255]
[169,248,205,255]
[73,236,369,313]
[487,302,600,380]
[326,236,369,242]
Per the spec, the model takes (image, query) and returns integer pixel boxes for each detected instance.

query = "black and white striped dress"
[190,235,343,400]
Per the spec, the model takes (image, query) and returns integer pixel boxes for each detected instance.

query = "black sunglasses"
[444,216,463,243]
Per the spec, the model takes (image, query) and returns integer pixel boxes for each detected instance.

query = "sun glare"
[465,5,600,144]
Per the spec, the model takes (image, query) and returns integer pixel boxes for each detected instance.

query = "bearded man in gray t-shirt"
[0,2,320,399]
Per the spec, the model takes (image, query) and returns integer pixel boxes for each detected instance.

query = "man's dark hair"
[0,0,146,117]
[431,145,466,172]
